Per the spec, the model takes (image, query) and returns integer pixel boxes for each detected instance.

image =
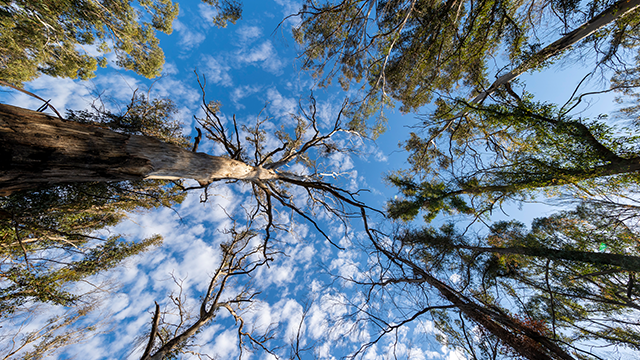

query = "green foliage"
[400,201,640,357]
[296,0,530,109]
[294,0,640,137]
[389,93,640,221]
[201,0,243,27]
[66,92,190,148]
[0,0,179,85]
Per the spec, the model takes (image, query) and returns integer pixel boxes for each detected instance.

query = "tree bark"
[414,269,574,360]
[461,245,640,272]
[0,103,278,195]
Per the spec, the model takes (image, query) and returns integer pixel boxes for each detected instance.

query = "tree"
[202,0,243,28]
[0,55,387,353]
[336,216,578,360]
[337,200,640,360]
[393,201,640,358]
[138,219,275,360]
[0,83,378,246]
[0,93,190,314]
[387,90,640,222]
[0,0,179,85]
[293,0,640,120]
[0,94,193,358]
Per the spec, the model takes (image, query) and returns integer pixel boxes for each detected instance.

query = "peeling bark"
[0,103,278,195]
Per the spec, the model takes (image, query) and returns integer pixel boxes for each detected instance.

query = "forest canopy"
[2,0,640,359]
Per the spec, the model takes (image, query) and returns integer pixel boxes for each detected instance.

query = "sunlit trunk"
[473,0,640,104]
[0,103,277,195]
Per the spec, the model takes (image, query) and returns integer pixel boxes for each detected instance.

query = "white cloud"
[414,320,437,335]
[449,273,461,284]
[150,77,200,109]
[330,250,363,283]
[211,329,239,358]
[173,19,206,51]
[230,84,262,108]
[236,41,284,74]
[273,0,303,27]
[446,348,469,360]
[328,151,355,173]
[266,87,297,120]
[236,25,262,44]
[198,2,218,26]
[162,62,179,75]
[3,76,91,114]
[200,54,233,86]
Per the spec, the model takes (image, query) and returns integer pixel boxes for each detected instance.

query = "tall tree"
[138,219,274,360]
[387,90,640,222]
[395,201,640,358]
[349,217,577,360]
[1,84,381,357]
[0,93,189,313]
[0,94,191,358]
[293,0,640,121]
[0,82,378,296]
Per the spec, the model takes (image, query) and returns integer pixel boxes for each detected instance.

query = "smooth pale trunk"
[473,0,640,104]
[0,103,277,195]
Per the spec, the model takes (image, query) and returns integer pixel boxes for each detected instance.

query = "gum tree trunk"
[0,103,278,195]
[453,245,640,272]
[472,0,640,104]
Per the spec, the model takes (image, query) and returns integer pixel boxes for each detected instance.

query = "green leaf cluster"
[201,0,243,28]
[400,202,640,357]
[389,93,640,222]
[0,0,179,85]
[66,92,190,148]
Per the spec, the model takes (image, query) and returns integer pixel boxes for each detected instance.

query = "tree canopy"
[6,0,640,358]
[0,0,181,85]
[294,0,640,116]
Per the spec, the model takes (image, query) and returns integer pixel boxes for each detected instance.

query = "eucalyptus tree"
[1,80,382,358]
[0,79,379,288]
[138,219,274,360]
[293,0,640,124]
[390,201,640,359]
[0,93,189,313]
[0,94,375,247]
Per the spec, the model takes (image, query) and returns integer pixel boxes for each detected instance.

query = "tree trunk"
[0,103,278,195]
[473,0,640,104]
[462,245,640,272]
[366,230,575,360]
[411,261,574,360]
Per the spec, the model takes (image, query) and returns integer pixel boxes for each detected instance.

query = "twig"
[0,80,63,119]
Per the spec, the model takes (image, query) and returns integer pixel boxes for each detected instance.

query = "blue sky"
[0,1,622,359]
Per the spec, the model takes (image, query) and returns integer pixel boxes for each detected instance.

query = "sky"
[0,1,622,359]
